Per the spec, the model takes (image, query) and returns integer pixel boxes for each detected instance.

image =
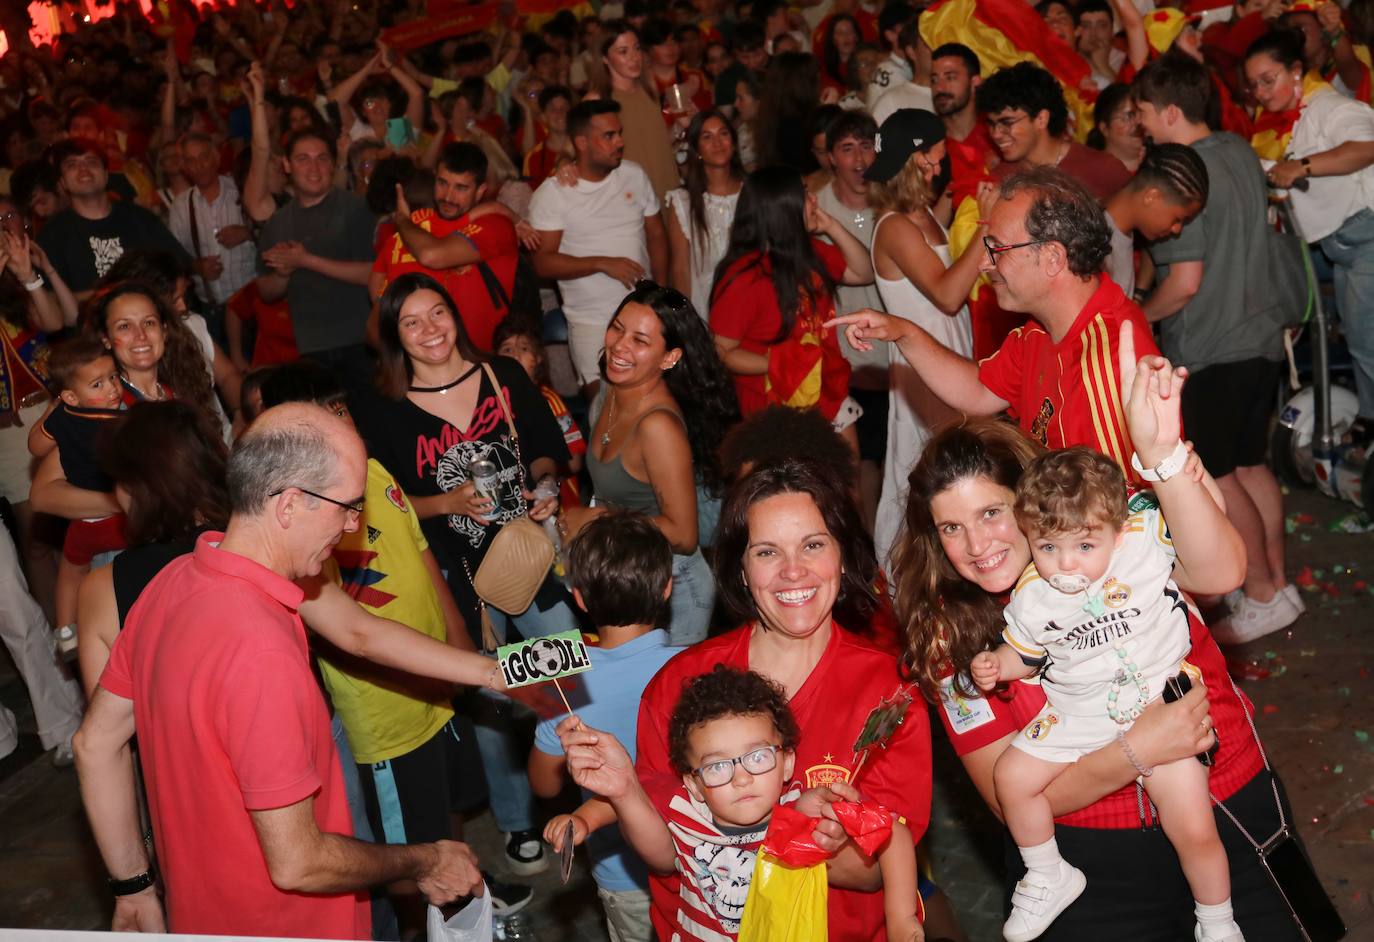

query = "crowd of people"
[0,0,1361,938]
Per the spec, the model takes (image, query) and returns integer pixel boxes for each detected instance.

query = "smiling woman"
[633,458,932,942]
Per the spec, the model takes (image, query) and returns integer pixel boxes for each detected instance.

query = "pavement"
[0,485,1370,940]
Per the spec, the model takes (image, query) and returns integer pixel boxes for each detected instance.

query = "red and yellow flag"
[1251,72,1332,162]
[919,0,1097,142]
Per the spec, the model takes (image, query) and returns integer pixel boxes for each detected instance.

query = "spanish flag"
[918,0,1097,142]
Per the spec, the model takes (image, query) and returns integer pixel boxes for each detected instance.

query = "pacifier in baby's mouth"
[1048,573,1092,594]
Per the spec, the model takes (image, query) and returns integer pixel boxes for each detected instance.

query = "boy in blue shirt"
[528,510,680,942]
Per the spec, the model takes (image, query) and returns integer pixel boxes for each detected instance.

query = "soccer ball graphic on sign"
[529,639,566,676]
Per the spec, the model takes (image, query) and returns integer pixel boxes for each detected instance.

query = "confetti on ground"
[1330,512,1374,533]
[1300,649,1317,657]
[1357,731,1370,744]
[1334,764,1344,774]
[1295,566,1317,587]
[1263,704,1280,715]
[1338,687,1352,697]
[1266,650,1279,660]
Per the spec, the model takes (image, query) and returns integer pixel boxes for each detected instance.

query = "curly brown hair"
[667,666,800,776]
[889,417,1044,704]
[1014,446,1128,538]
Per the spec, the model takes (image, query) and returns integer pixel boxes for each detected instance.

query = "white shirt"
[167,175,256,305]
[665,186,738,318]
[866,53,913,111]
[872,82,935,127]
[1003,500,1191,718]
[1286,86,1374,241]
[528,160,659,324]
[1105,214,1136,299]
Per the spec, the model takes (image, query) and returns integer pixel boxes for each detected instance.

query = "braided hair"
[1131,142,1209,208]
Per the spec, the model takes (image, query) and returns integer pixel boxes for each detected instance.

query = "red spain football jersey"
[978,274,1159,485]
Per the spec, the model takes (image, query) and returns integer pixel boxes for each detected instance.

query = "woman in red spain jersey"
[632,459,932,942]
[888,349,1307,940]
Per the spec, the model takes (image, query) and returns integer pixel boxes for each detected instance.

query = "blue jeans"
[468,690,537,833]
[1320,207,1374,417]
[332,715,399,941]
[667,549,714,646]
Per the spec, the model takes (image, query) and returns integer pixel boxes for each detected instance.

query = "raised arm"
[1107,0,1148,70]
[327,50,384,129]
[381,44,426,131]
[1118,330,1244,594]
[242,63,279,224]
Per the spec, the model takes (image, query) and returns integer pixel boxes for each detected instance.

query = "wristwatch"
[108,868,156,897]
[1130,440,1189,482]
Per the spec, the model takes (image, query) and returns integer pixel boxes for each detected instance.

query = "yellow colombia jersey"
[319,459,454,764]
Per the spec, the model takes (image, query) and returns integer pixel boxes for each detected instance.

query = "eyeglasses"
[983,234,1045,267]
[988,113,1029,135]
[692,744,783,788]
[270,485,365,516]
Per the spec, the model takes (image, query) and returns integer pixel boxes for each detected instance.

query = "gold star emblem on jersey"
[1103,578,1131,608]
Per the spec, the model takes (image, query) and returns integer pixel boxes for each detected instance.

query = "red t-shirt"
[522,141,561,183]
[935,606,1264,829]
[710,239,850,418]
[372,208,519,352]
[636,624,932,942]
[978,274,1158,484]
[100,534,369,938]
[947,123,996,210]
[992,142,1131,202]
[227,281,298,366]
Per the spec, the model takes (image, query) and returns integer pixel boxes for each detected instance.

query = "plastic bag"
[737,850,829,942]
[425,888,492,942]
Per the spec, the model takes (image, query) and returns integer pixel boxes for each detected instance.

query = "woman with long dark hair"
[665,110,743,315]
[754,52,824,172]
[709,165,872,441]
[586,20,681,203]
[559,282,738,643]
[819,14,861,92]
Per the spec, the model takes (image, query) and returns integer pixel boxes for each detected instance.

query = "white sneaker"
[1280,583,1306,615]
[1196,921,1245,942]
[1211,591,1300,646]
[1003,861,1086,941]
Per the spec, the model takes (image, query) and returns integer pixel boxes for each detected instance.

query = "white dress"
[665,187,739,319]
[871,211,973,571]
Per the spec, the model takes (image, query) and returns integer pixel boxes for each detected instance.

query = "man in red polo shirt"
[376,142,520,352]
[829,167,1158,484]
[72,404,483,937]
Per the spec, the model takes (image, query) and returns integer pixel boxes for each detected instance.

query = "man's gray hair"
[999,167,1111,278]
[227,419,338,515]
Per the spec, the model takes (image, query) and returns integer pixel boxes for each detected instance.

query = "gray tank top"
[586,392,684,516]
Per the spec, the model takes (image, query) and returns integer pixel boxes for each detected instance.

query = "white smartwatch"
[1130,440,1189,482]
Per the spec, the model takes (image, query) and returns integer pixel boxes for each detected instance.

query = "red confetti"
[1355,581,1368,591]
[1263,704,1280,715]
[1323,582,1342,597]
[1295,513,1316,524]
[1228,658,1272,680]
[1295,566,1317,587]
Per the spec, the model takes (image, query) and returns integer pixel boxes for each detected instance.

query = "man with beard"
[530,99,667,393]
[256,130,376,393]
[381,142,520,352]
[828,167,1159,483]
[930,43,993,213]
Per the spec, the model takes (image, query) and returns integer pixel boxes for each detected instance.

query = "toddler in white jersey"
[970,447,1241,942]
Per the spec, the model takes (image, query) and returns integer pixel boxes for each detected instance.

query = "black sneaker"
[504,829,549,876]
[483,872,533,917]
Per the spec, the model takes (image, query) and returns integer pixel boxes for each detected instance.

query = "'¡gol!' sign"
[497,629,593,688]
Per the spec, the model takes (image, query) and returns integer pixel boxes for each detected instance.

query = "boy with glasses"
[554,665,925,942]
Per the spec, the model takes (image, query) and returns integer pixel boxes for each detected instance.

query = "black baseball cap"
[864,108,946,183]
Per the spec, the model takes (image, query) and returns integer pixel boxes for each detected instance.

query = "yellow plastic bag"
[736,851,828,942]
